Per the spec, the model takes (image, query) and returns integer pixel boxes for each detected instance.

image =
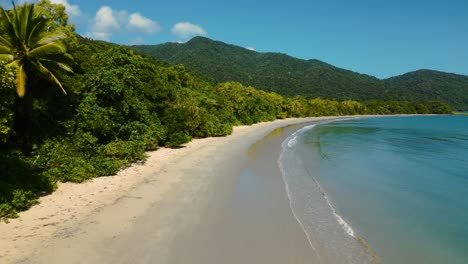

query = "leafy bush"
[103,140,147,162]
[0,150,55,219]
[0,62,15,143]
[167,131,192,147]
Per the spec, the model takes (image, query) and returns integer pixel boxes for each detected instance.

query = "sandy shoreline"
[1,116,350,264]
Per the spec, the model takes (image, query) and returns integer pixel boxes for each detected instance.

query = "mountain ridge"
[131,36,468,110]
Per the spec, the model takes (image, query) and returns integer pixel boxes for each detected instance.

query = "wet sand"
[168,124,320,264]
[0,117,346,264]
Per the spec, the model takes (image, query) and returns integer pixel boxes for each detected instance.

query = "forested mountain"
[383,70,468,110]
[131,37,468,110]
[132,37,387,100]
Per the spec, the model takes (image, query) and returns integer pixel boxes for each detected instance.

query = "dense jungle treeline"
[132,36,468,110]
[0,2,452,219]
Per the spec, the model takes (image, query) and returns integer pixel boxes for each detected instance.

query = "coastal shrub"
[193,109,233,137]
[103,140,147,162]
[162,103,200,137]
[0,204,16,219]
[284,96,309,117]
[0,188,38,219]
[166,131,192,147]
[215,82,283,124]
[117,117,166,150]
[339,100,366,115]
[361,100,450,115]
[416,103,430,114]
[0,150,55,219]
[91,156,126,177]
[424,101,452,114]
[0,63,15,143]
[10,189,38,211]
[32,127,152,183]
[33,132,99,182]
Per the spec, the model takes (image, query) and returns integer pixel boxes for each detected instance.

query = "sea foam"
[282,123,356,238]
[278,121,373,263]
[326,196,356,237]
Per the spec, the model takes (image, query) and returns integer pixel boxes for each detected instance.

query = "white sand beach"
[1,117,347,264]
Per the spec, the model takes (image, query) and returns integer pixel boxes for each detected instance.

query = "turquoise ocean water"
[280,116,468,264]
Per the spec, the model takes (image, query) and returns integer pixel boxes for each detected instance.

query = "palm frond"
[33,60,67,95]
[0,7,12,30]
[0,7,12,33]
[40,52,75,67]
[24,3,37,42]
[0,7,19,48]
[15,3,34,43]
[38,58,74,75]
[56,62,73,73]
[0,54,14,62]
[0,45,11,55]
[29,42,66,59]
[16,63,27,97]
[6,60,19,68]
[0,36,13,50]
[34,31,66,47]
[62,53,75,63]
[27,18,48,46]
[11,2,21,41]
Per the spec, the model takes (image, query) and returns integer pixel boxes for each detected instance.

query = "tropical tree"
[0,2,73,97]
[0,62,15,142]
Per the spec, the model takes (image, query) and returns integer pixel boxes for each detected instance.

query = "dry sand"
[0,117,351,264]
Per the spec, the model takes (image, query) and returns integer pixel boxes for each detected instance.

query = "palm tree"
[0,2,73,97]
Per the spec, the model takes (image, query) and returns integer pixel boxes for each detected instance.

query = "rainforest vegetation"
[0,1,452,219]
[132,37,468,111]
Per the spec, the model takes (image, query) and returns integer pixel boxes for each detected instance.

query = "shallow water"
[284,116,468,264]
[279,122,375,264]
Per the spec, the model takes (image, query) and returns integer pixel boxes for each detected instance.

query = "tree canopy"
[131,36,468,110]
[0,2,74,97]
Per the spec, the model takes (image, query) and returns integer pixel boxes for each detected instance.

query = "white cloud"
[128,13,161,33]
[246,47,256,51]
[95,6,120,31]
[86,6,120,41]
[171,22,207,40]
[86,6,161,42]
[87,31,113,41]
[49,0,81,17]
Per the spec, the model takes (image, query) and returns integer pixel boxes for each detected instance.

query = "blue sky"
[7,0,468,78]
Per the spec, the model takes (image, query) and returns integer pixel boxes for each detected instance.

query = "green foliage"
[33,131,99,182]
[131,37,468,110]
[216,82,282,124]
[167,131,192,147]
[0,2,75,97]
[284,96,309,117]
[423,101,453,114]
[0,189,38,219]
[0,150,55,219]
[0,62,15,142]
[131,37,386,101]
[384,70,468,111]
